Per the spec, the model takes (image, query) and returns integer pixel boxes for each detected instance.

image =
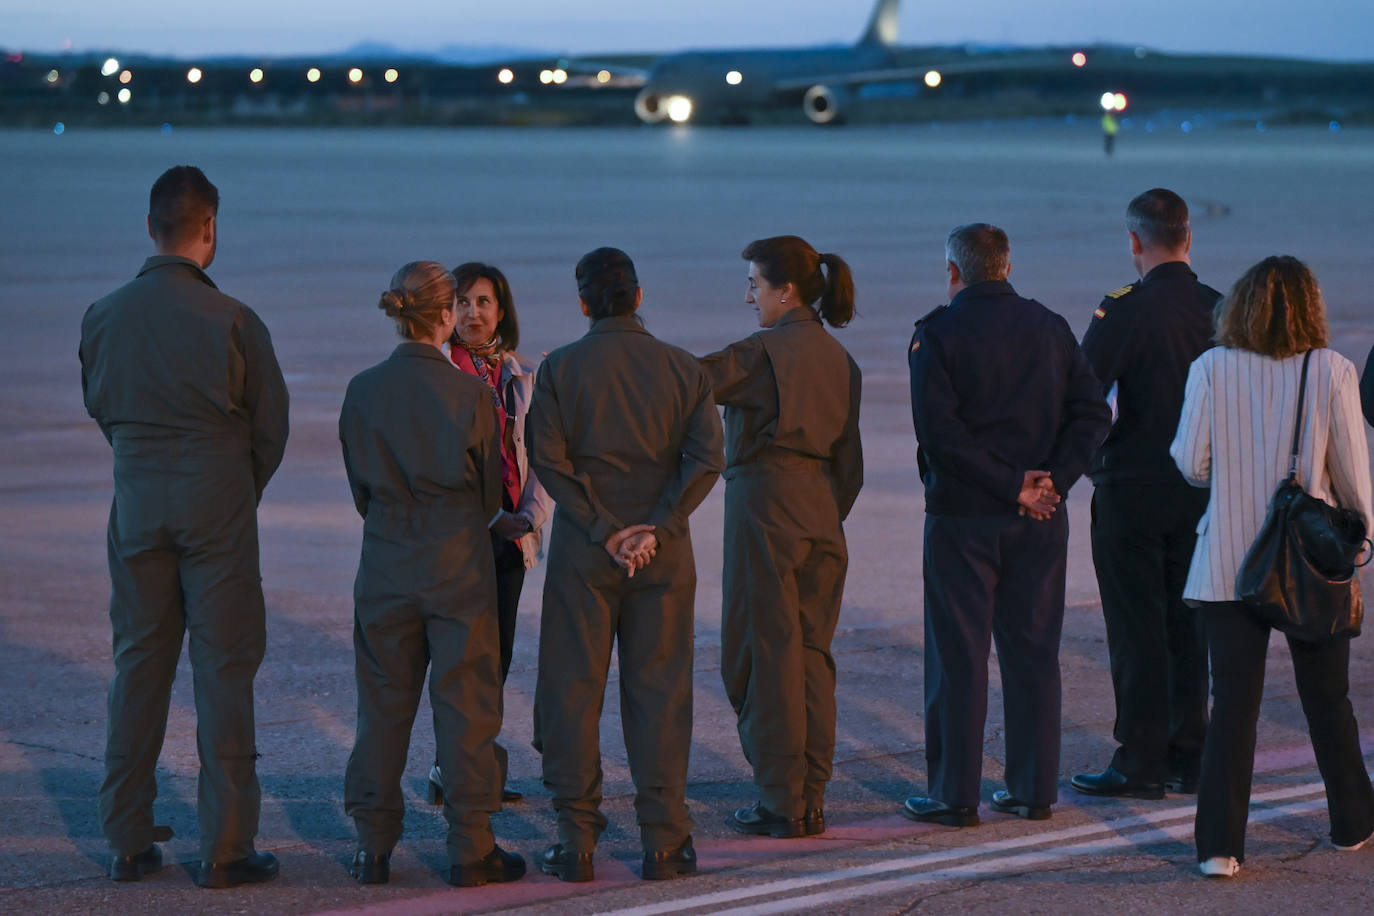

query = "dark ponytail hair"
[741,235,854,328]
[575,247,640,320]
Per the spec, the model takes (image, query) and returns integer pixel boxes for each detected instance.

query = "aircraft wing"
[771,54,1068,92]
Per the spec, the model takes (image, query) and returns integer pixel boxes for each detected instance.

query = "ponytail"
[816,252,855,328]
[742,236,856,329]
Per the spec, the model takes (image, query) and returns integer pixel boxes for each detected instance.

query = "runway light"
[119,69,132,84]
[97,91,110,105]
[498,68,515,84]
[1100,91,1116,110]
[1113,92,1128,111]
[45,69,59,83]
[597,69,612,84]
[1071,51,1087,68]
[250,68,264,83]
[539,69,554,84]
[101,57,119,76]
[53,122,65,135]
[924,69,942,88]
[667,95,693,123]
[186,67,203,84]
[552,68,568,84]
[348,68,363,84]
[384,68,398,83]
[726,69,742,85]
[117,87,131,104]
[307,67,321,82]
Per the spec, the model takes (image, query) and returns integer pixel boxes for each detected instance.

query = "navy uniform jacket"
[1080,261,1219,485]
[908,280,1111,517]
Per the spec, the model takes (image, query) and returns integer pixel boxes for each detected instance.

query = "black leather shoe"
[804,808,825,836]
[901,796,980,827]
[538,843,594,883]
[990,789,1052,820]
[1166,773,1200,795]
[727,802,807,838]
[642,836,697,880]
[109,844,162,882]
[348,850,390,885]
[196,851,279,889]
[1070,766,1165,799]
[449,844,526,887]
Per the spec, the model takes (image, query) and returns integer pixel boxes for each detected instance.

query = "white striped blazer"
[1170,346,1373,603]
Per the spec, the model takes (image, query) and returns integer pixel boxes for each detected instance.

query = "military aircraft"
[609,0,1062,125]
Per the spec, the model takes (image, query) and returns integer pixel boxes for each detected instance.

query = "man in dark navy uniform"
[1072,189,1220,799]
[904,224,1110,826]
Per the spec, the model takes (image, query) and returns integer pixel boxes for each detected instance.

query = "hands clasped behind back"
[605,524,659,577]
[1017,469,1061,521]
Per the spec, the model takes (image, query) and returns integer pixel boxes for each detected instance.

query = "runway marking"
[595,780,1340,916]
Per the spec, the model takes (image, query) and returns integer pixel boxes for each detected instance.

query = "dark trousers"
[492,532,526,786]
[923,511,1068,809]
[1090,483,1209,783]
[1195,601,1374,862]
[720,470,847,818]
[98,459,265,863]
[345,523,502,865]
[535,516,696,853]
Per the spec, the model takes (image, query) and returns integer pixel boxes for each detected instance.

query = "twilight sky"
[4,0,1370,61]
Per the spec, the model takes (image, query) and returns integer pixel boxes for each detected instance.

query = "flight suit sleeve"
[472,392,504,525]
[909,327,1023,505]
[1170,356,1212,487]
[1043,330,1113,496]
[830,356,863,521]
[238,307,290,502]
[1361,342,1374,428]
[698,335,771,407]
[78,317,113,445]
[1079,292,1134,397]
[338,390,370,519]
[645,368,725,542]
[525,361,627,545]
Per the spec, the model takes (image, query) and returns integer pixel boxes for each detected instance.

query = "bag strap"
[1287,350,1313,482]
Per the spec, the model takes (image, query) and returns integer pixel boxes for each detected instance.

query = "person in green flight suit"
[699,235,863,839]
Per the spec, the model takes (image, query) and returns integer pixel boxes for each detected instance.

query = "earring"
[780,298,787,303]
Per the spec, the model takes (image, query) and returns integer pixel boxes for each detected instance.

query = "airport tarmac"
[2,122,1373,913]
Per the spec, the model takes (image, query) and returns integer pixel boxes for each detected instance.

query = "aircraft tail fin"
[858,0,900,47]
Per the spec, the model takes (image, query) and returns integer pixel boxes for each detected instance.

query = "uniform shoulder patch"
[910,304,947,353]
[1105,284,1135,300]
[1093,307,1107,319]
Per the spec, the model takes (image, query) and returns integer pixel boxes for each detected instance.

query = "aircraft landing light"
[384,68,399,83]
[250,68,264,83]
[924,70,942,88]
[539,69,554,84]
[117,87,131,104]
[1072,51,1087,67]
[726,70,742,85]
[101,58,119,76]
[1100,91,1115,110]
[307,67,322,82]
[552,68,568,84]
[498,68,515,84]
[597,69,612,83]
[667,95,693,123]
[186,67,203,84]
[348,68,364,84]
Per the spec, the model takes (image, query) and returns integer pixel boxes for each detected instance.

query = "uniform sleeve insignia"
[1105,285,1134,299]
[1094,307,1107,319]
[911,338,921,353]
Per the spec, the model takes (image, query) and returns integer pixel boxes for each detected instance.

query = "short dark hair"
[575,247,639,321]
[1126,188,1189,250]
[945,223,1010,285]
[741,235,855,328]
[148,165,218,245]
[452,262,520,351]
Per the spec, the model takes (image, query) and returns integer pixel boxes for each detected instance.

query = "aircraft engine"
[803,84,851,125]
[635,88,669,123]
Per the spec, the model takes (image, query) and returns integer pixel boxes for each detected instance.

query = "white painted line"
[596,779,1338,916]
[715,797,1329,915]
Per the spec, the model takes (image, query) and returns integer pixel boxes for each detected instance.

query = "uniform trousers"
[720,466,847,818]
[345,513,502,866]
[535,514,696,853]
[1195,601,1374,862]
[1090,483,1209,784]
[923,511,1068,809]
[99,453,266,863]
[492,532,526,785]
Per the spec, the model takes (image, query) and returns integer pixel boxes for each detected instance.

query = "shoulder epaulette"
[1105,284,1135,300]
[910,304,947,353]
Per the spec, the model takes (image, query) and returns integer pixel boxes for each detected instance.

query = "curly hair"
[1214,255,1328,358]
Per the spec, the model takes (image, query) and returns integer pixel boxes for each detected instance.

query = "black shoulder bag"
[1236,350,1369,642]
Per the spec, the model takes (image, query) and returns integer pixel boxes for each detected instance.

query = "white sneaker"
[1334,830,1372,852]
[1199,856,1240,877]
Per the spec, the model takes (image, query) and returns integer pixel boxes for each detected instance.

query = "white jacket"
[1170,346,1372,603]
